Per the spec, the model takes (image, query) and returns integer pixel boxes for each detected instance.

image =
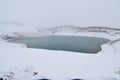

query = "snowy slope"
[0,47,120,80]
[0,21,120,40]
[0,21,120,80]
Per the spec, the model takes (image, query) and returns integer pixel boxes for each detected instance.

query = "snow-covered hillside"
[0,21,120,40]
[0,21,120,80]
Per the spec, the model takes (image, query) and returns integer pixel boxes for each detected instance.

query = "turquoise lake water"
[10,36,110,53]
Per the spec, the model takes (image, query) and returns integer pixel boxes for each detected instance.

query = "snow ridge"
[0,21,120,40]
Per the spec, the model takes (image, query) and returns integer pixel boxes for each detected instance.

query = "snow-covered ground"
[0,21,120,80]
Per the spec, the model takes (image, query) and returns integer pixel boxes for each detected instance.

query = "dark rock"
[37,78,50,80]
[33,72,38,76]
[0,78,3,80]
[71,78,84,80]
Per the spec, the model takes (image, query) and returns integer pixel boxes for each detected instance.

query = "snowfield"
[0,21,120,80]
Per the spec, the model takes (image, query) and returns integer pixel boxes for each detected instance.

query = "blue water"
[10,36,110,53]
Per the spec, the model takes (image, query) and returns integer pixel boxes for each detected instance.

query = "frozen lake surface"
[10,36,110,53]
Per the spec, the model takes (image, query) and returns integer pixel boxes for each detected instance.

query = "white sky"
[0,0,120,28]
